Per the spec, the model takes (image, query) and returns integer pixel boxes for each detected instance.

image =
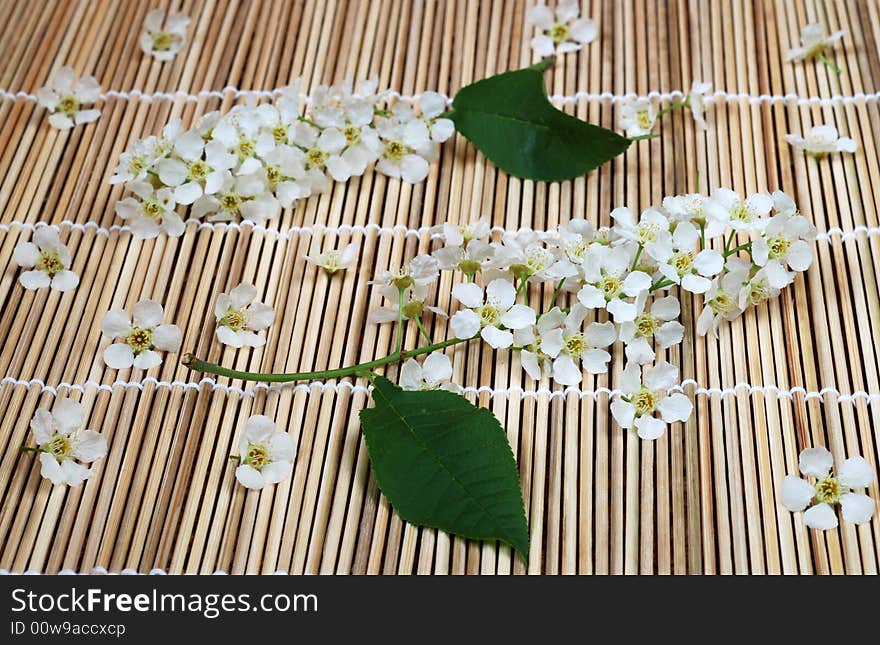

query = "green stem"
[628,133,660,142]
[530,56,555,72]
[817,52,841,76]
[183,336,471,383]
[723,242,752,258]
[700,222,706,249]
[436,109,454,120]
[656,100,688,119]
[19,446,43,453]
[723,230,737,255]
[414,315,433,344]
[630,244,644,271]
[549,279,566,309]
[394,287,405,354]
[649,278,675,293]
[297,116,323,129]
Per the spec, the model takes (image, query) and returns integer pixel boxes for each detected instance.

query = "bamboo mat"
[0,0,879,575]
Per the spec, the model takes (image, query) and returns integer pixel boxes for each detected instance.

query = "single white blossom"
[576,244,651,323]
[705,189,773,232]
[687,81,712,129]
[368,283,447,324]
[785,125,856,158]
[451,279,536,349]
[528,1,597,58]
[373,254,440,290]
[13,227,79,292]
[539,305,617,385]
[31,399,107,487]
[140,9,190,61]
[751,210,816,289]
[235,415,296,490]
[400,352,455,391]
[737,267,780,310]
[619,294,684,364]
[781,446,874,529]
[610,361,693,440]
[696,259,750,337]
[618,99,657,138]
[785,23,844,63]
[305,242,359,274]
[114,180,185,238]
[215,283,275,348]
[651,220,724,294]
[35,67,101,129]
[101,300,183,370]
[433,239,495,275]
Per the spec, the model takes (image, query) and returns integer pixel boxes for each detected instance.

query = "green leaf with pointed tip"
[360,376,529,563]
[449,66,631,181]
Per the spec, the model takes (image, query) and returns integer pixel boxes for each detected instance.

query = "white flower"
[114,180,185,238]
[400,353,455,391]
[31,399,107,487]
[368,283,447,324]
[611,206,672,254]
[781,446,874,529]
[576,245,652,323]
[101,300,183,370]
[618,99,656,138]
[215,283,275,348]
[433,239,495,275]
[451,279,536,348]
[140,9,190,61]
[785,125,856,158]
[751,210,816,289]
[652,220,724,294]
[737,267,780,310]
[619,294,684,364]
[35,67,101,129]
[13,227,79,292]
[234,415,296,490]
[610,361,693,440]
[438,220,491,247]
[696,259,750,337]
[375,120,432,183]
[374,254,440,290]
[785,23,844,63]
[528,1,597,57]
[514,307,567,381]
[304,242,359,274]
[687,81,712,129]
[705,188,773,232]
[490,231,568,282]
[539,305,616,385]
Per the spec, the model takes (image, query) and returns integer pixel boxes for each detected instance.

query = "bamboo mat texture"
[1,0,880,575]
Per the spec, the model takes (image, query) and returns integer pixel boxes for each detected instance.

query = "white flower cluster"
[374,188,815,440]
[110,80,454,238]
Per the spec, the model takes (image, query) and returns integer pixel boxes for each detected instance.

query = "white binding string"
[2,219,879,244]
[2,85,880,107]
[3,375,880,404]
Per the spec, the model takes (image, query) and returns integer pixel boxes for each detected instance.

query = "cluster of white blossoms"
[781,446,874,529]
[36,67,101,130]
[109,80,454,238]
[369,187,815,440]
[140,9,190,61]
[28,399,108,487]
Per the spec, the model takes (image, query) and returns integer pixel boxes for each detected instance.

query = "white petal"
[530,35,555,57]
[50,270,79,292]
[53,398,85,435]
[622,271,652,296]
[481,326,513,349]
[655,321,684,348]
[635,415,666,440]
[72,429,107,463]
[245,415,276,445]
[487,279,516,310]
[400,358,423,390]
[781,475,815,511]
[540,329,565,358]
[133,350,162,370]
[657,393,693,423]
[527,5,554,29]
[551,355,582,386]
[840,493,875,525]
[74,109,100,125]
[399,154,430,183]
[101,309,132,338]
[570,18,597,44]
[610,399,636,428]
[577,284,605,309]
[500,304,536,330]
[13,242,40,267]
[624,337,655,365]
[803,503,838,530]
[133,299,164,328]
[152,324,182,352]
[799,446,833,478]
[157,158,189,186]
[452,282,484,309]
[764,261,793,289]
[581,348,611,374]
[20,270,51,290]
[229,283,257,309]
[787,241,813,272]
[261,461,293,486]
[235,465,266,490]
[681,273,712,294]
[103,343,135,369]
[422,352,453,384]
[246,303,275,330]
[645,360,678,391]
[451,309,481,339]
[521,350,542,381]
[651,295,680,320]
[30,410,54,444]
[584,321,617,347]
[39,453,67,486]
[693,250,724,276]
[838,456,874,489]
[607,298,637,323]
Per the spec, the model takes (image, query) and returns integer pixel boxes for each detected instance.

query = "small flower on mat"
[140,9,190,61]
[305,242,360,274]
[215,283,275,348]
[619,294,684,365]
[36,67,101,129]
[400,353,456,391]
[101,300,183,370]
[781,446,875,529]
[618,99,657,138]
[610,361,693,440]
[13,226,79,292]
[451,278,536,349]
[114,180,185,238]
[234,415,296,490]
[30,399,107,487]
[751,208,816,289]
[686,81,712,129]
[528,1,597,58]
[538,304,617,385]
[785,125,856,159]
[786,23,844,73]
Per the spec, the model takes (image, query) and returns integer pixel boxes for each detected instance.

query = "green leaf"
[449,66,631,181]
[360,376,529,562]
